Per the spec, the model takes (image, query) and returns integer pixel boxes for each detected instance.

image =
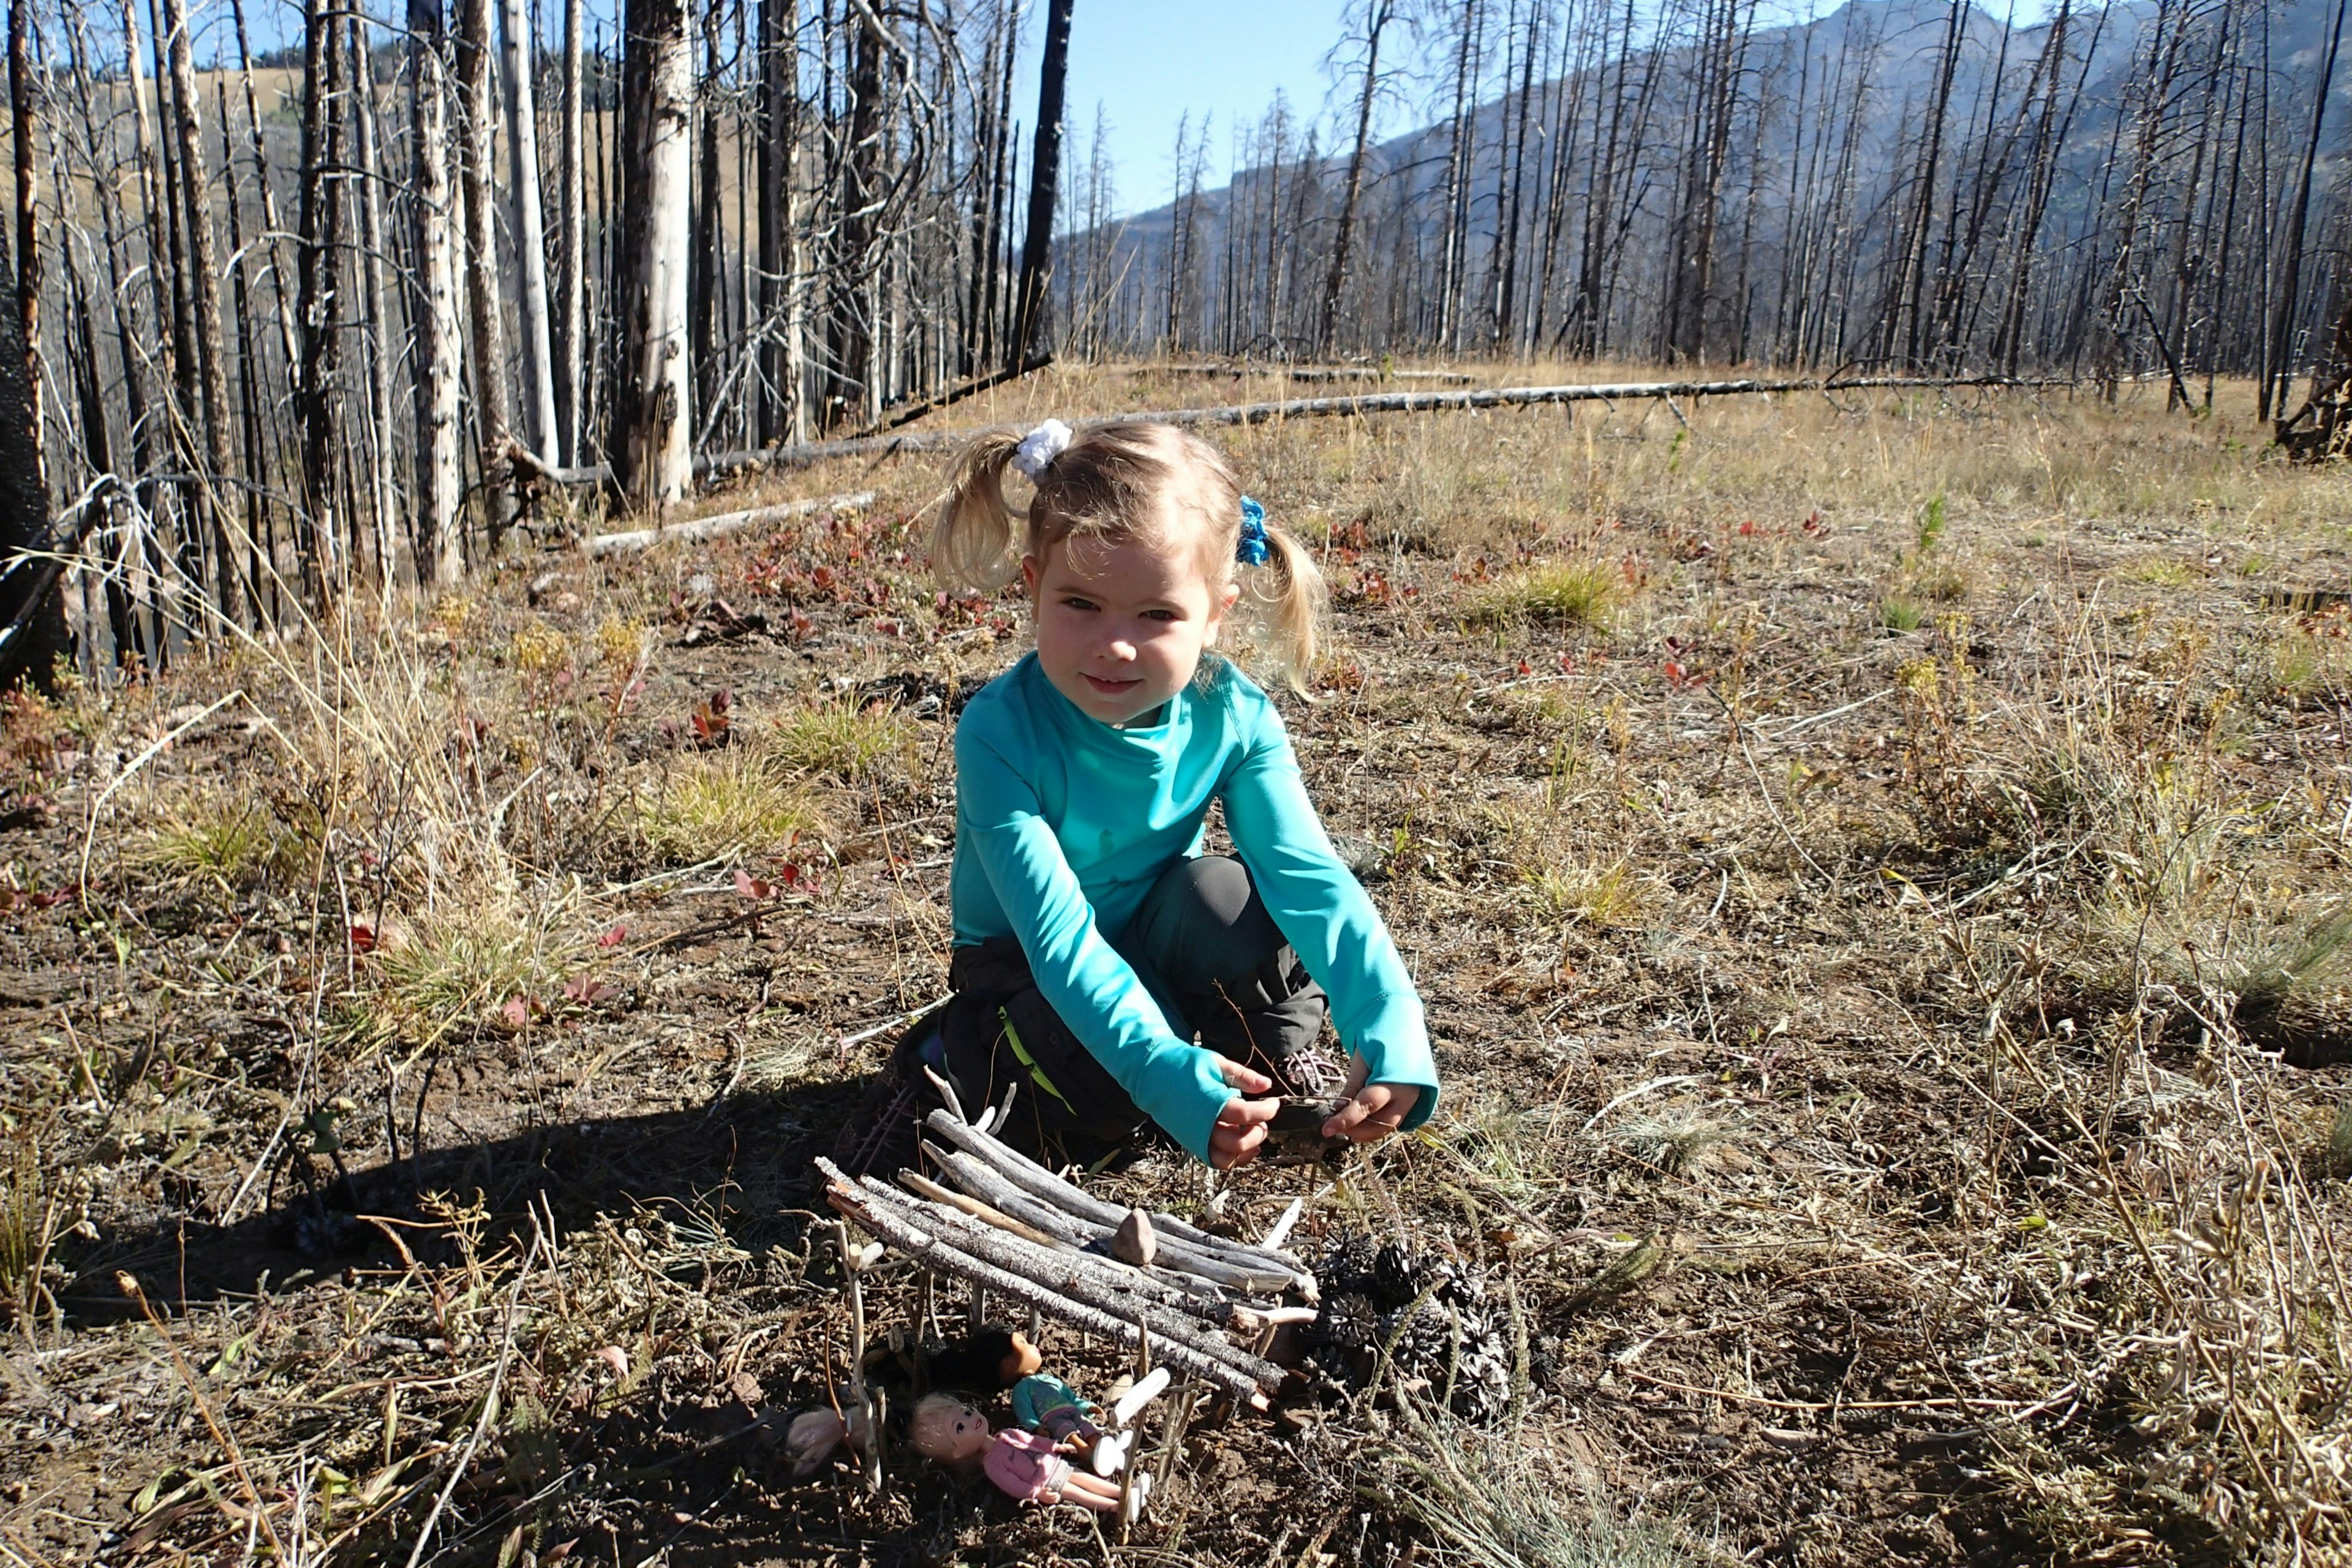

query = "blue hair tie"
[1236,496,1270,567]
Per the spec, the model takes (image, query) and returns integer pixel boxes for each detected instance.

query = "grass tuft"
[368,900,582,1045]
[765,698,910,781]
[1471,560,1623,628]
[136,792,301,893]
[641,750,827,864]
[1880,594,1926,631]
[1525,858,1648,927]
[1369,1390,1692,1568]
[2124,556,2199,586]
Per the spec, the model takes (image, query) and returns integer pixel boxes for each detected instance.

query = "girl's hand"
[1207,1055,1277,1169]
[1322,1055,1421,1145]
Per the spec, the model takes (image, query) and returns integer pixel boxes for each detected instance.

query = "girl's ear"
[1020,554,1041,597]
[1204,577,1240,645]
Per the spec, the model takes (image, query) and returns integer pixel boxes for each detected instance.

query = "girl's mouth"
[1084,674,1142,696]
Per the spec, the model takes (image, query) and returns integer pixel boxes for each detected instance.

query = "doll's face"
[911,1396,992,1463]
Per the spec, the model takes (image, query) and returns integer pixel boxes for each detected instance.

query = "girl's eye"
[1061,595,1099,612]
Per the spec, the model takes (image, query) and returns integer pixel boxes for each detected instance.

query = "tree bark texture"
[616,0,693,510]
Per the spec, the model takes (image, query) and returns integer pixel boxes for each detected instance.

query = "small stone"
[1112,1208,1156,1268]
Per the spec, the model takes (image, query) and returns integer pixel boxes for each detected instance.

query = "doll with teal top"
[1012,1373,1101,1446]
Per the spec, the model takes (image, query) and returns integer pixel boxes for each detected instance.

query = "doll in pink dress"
[908,1393,1147,1518]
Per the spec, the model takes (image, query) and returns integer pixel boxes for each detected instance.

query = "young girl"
[835,418,1436,1174]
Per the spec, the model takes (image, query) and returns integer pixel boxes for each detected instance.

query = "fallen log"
[582,489,875,557]
[542,372,2067,488]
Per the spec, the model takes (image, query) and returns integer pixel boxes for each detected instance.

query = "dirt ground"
[2,368,2348,1566]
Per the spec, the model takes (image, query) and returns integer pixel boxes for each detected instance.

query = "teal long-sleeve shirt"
[949,652,1439,1163]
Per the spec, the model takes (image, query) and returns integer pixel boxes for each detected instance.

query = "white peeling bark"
[500,0,558,466]
[620,0,693,511]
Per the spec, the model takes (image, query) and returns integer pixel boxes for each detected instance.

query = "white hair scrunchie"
[1011,418,1074,482]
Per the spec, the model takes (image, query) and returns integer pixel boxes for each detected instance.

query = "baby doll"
[909,1392,1147,1519]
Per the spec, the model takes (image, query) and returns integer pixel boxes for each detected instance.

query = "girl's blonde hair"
[931,421,1325,689]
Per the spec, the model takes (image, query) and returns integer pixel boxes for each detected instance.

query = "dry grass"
[638,748,829,865]
[763,695,912,782]
[1470,560,1627,629]
[5,365,2351,1566]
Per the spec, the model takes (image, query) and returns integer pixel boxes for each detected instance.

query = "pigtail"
[1244,521,1327,692]
[931,431,1025,593]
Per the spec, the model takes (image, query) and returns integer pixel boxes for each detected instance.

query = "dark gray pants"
[941,854,1329,1162]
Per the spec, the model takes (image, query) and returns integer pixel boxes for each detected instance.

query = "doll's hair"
[932,421,1326,690]
[908,1393,992,1464]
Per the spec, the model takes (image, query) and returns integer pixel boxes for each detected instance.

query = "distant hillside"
[1057,0,2352,380]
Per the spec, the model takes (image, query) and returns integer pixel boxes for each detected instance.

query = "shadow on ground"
[59,1077,872,1325]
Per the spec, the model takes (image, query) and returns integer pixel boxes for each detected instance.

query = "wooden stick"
[924,1111,1309,1279]
[925,1142,1295,1295]
[821,1172,1273,1404]
[899,1168,1069,1250]
[845,1174,1286,1373]
[889,1174,1264,1332]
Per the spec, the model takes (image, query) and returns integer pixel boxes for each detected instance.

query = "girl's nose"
[1106,633,1137,661]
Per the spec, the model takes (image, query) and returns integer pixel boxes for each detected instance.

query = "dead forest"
[0,0,2347,679]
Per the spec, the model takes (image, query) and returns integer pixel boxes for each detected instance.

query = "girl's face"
[1023,529,1236,726]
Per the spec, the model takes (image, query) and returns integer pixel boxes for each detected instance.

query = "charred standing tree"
[2263,0,2348,420]
[8,0,40,497]
[410,0,467,584]
[456,0,516,545]
[556,0,586,466]
[503,0,559,466]
[1008,0,1073,371]
[295,0,347,595]
[0,0,56,689]
[690,0,722,423]
[755,0,798,445]
[1319,0,1396,358]
[159,0,249,627]
[614,0,693,508]
[824,13,884,428]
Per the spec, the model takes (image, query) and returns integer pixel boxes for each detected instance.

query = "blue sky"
[1053,1,1357,218]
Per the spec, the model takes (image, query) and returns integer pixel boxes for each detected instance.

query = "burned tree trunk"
[755,0,797,445]
[502,0,559,466]
[411,0,467,584]
[614,0,693,509]
[556,0,586,465]
[1008,0,1072,370]
[159,0,249,627]
[0,238,62,692]
[457,0,516,546]
[9,0,40,499]
[1319,0,1394,358]
[295,0,347,595]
